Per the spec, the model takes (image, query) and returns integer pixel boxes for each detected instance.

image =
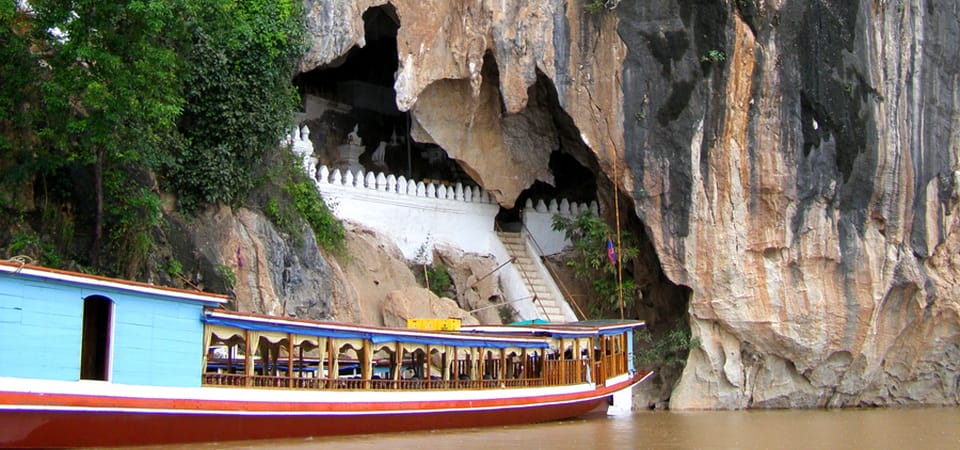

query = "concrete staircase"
[497,231,566,322]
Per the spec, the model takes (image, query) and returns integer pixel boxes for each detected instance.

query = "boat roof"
[459,319,645,338]
[204,309,553,349]
[0,260,228,305]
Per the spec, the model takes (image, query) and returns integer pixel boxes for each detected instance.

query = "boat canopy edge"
[203,311,551,349]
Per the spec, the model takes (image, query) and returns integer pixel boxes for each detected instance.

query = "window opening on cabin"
[80,296,113,381]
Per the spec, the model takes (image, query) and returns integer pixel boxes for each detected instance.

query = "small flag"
[606,239,617,265]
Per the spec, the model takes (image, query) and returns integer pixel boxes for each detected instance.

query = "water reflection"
[162,407,960,450]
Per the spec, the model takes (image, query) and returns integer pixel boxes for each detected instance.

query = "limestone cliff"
[299,0,960,409]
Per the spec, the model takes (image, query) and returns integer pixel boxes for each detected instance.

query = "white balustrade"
[290,131,595,263]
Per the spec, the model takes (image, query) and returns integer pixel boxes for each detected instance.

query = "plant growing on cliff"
[1,0,184,269]
[286,179,346,255]
[584,0,620,14]
[257,148,346,255]
[0,0,307,276]
[634,320,700,371]
[426,263,454,298]
[552,211,639,318]
[164,0,307,212]
[700,49,726,63]
[216,264,236,291]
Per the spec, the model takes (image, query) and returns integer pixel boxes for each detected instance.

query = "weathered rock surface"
[162,204,343,320]
[617,1,960,408]
[381,286,481,329]
[302,0,625,208]
[432,243,504,324]
[163,206,488,327]
[301,0,960,409]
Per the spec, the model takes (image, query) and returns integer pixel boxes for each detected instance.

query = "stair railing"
[519,222,589,321]
[495,222,552,321]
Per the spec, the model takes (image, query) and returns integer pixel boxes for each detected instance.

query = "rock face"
[617,1,960,409]
[162,205,344,320]
[301,0,624,207]
[300,0,960,409]
[381,287,481,329]
[164,206,489,327]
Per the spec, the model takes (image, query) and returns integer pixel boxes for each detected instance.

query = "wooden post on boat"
[599,335,608,386]
[574,337,582,383]
[326,337,335,388]
[393,342,402,387]
[499,348,506,381]
[425,345,431,382]
[287,333,294,387]
[361,339,372,389]
[244,330,253,386]
[558,337,565,385]
[520,348,527,382]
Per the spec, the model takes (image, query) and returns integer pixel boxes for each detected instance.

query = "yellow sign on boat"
[407,318,461,331]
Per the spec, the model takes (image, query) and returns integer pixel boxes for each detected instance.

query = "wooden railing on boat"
[202,357,625,391]
[201,321,637,392]
[203,373,552,390]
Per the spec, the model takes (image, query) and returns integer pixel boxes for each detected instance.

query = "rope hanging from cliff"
[613,152,625,320]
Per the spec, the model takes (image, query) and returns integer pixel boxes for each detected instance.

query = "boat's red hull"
[2,398,607,448]
[0,373,650,447]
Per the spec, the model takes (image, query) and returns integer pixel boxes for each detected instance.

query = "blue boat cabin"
[0,262,226,387]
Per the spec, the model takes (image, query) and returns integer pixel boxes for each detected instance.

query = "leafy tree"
[1,0,184,267]
[0,0,307,276]
[552,211,639,318]
[165,0,306,211]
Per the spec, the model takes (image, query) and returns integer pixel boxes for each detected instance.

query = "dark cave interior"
[292,5,597,212]
[293,4,687,333]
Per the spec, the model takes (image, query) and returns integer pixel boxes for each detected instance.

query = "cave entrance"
[493,68,601,234]
[496,151,598,232]
[293,5,474,186]
[503,70,689,329]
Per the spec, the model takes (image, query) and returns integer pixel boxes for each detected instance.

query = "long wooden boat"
[0,261,651,447]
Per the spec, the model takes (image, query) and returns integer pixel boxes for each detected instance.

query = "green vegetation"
[552,211,639,318]
[584,0,620,14]
[258,150,346,255]
[426,263,454,298]
[634,320,700,371]
[166,258,183,279]
[8,230,61,268]
[216,264,236,291]
[700,49,726,63]
[287,181,345,254]
[584,1,606,14]
[0,1,306,276]
[164,0,306,212]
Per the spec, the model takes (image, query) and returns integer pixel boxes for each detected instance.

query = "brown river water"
[161,407,960,450]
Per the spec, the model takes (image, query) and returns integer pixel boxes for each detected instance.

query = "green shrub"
[285,180,346,254]
[257,147,346,255]
[700,49,726,63]
[634,321,700,371]
[551,211,639,317]
[167,258,183,279]
[8,230,61,268]
[426,263,453,297]
[216,264,236,290]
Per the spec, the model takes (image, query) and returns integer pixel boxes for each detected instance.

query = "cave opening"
[494,69,600,232]
[292,4,473,185]
[500,70,690,330]
[293,4,689,331]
